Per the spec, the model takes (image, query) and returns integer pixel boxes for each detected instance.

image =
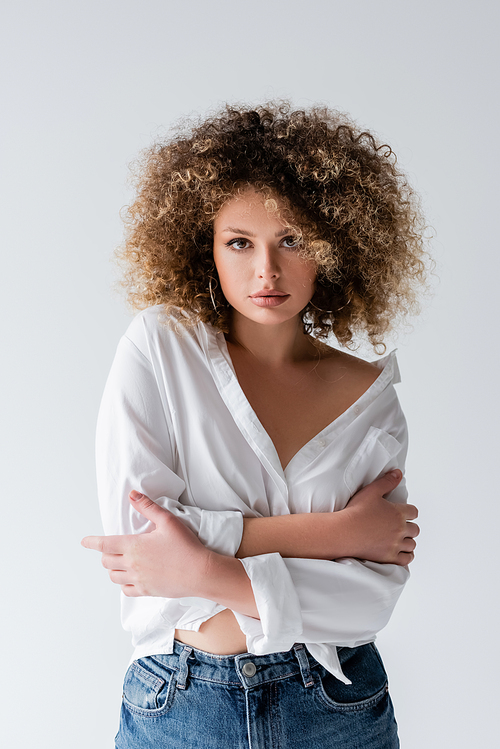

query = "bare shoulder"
[311,339,381,391]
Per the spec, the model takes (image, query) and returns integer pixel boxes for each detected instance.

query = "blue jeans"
[115,640,399,748]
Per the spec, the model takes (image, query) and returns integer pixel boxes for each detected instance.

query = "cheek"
[295,260,316,289]
[213,254,246,300]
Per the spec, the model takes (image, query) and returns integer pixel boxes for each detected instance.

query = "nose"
[257,246,280,280]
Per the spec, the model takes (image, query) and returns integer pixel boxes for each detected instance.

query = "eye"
[226,238,251,251]
[281,235,301,250]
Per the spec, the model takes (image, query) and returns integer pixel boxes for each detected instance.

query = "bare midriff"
[175,609,247,654]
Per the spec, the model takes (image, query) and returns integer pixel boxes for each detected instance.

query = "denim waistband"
[145,640,317,691]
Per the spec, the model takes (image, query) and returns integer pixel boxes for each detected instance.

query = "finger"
[129,491,170,526]
[101,553,126,571]
[401,537,417,553]
[81,535,129,554]
[109,570,133,585]
[367,469,403,497]
[396,550,414,565]
[121,584,140,597]
[405,521,420,538]
[404,504,419,521]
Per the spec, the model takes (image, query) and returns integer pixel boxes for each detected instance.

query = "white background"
[1,1,499,746]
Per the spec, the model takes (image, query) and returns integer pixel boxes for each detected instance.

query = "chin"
[233,306,303,327]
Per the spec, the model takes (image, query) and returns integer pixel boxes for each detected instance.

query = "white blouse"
[96,306,410,684]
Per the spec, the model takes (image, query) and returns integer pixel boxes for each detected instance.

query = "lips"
[249,290,288,298]
[249,290,290,307]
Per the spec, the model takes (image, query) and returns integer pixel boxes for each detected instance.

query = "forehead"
[214,187,293,230]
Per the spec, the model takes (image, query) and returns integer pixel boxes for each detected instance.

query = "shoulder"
[123,306,203,358]
[313,339,381,391]
[118,307,221,388]
[125,305,176,341]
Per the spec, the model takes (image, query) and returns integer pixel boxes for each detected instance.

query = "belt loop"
[293,644,314,688]
[176,646,192,690]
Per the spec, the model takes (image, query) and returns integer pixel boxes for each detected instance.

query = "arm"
[237,470,418,566]
[82,487,409,682]
[82,480,412,651]
[83,468,417,641]
[96,333,243,557]
[83,490,259,618]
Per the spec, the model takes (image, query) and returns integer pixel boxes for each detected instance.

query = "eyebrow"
[220,226,291,237]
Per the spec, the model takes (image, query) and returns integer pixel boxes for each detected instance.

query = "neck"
[226,311,314,368]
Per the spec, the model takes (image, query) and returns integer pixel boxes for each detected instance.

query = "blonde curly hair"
[118,102,428,348]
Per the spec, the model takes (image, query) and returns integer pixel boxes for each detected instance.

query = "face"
[213,188,316,328]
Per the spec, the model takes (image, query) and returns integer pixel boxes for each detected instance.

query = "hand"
[343,470,419,566]
[81,491,213,598]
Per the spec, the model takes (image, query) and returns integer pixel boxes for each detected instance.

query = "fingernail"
[130,491,144,501]
[390,470,401,479]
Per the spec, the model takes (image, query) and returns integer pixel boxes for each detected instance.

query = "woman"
[83,103,425,748]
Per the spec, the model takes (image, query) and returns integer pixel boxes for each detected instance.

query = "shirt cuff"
[198,509,244,557]
[232,553,303,654]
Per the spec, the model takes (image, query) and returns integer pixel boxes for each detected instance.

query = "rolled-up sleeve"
[234,555,408,653]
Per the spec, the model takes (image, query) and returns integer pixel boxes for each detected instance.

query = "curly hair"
[118,102,428,349]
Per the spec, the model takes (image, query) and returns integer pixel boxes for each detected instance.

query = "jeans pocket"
[122,658,176,717]
[315,644,389,712]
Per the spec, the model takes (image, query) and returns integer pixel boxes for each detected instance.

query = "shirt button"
[242,662,257,677]
[354,406,360,415]
[317,439,326,448]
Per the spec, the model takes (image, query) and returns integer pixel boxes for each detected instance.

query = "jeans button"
[242,661,257,677]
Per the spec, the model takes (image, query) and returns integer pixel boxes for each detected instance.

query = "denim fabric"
[115,640,399,748]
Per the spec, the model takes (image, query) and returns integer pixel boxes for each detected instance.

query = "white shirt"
[97,306,410,684]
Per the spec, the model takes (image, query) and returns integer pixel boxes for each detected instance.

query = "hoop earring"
[208,276,219,314]
[308,299,324,312]
[308,299,334,314]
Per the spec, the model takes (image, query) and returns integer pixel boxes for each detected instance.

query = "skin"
[82,188,419,653]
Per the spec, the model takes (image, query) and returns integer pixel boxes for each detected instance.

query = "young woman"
[83,103,425,748]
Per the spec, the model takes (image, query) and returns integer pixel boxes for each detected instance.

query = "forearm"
[86,474,413,621]
[237,511,352,560]
[236,471,416,567]
[201,552,259,618]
